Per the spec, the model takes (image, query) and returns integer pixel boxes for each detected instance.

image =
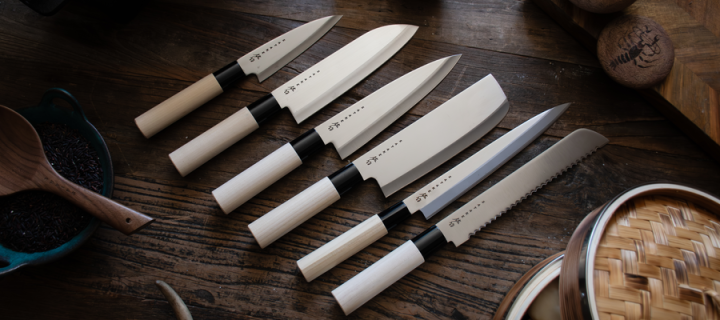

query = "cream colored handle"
[213,143,302,214]
[297,215,388,282]
[135,74,224,138]
[332,240,425,315]
[169,107,260,177]
[248,177,340,249]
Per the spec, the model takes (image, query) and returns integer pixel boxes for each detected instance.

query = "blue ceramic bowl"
[0,88,114,275]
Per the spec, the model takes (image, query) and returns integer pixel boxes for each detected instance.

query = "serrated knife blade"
[248,74,509,249]
[167,24,418,177]
[212,55,461,214]
[332,128,608,315]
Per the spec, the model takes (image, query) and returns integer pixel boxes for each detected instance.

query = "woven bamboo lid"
[560,183,720,319]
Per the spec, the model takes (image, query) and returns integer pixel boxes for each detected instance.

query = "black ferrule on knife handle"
[290,129,325,161]
[412,226,447,260]
[378,202,412,230]
[213,61,246,90]
[329,164,363,196]
[247,94,282,125]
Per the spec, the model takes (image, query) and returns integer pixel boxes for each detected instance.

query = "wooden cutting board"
[533,0,720,162]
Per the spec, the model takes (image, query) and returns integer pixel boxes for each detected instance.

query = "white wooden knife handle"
[248,177,341,248]
[135,61,248,138]
[169,107,259,176]
[213,143,302,214]
[332,240,425,315]
[135,74,224,138]
[297,215,388,282]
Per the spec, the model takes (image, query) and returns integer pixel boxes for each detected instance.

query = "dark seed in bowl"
[0,123,104,253]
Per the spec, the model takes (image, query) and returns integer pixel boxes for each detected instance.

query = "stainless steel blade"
[315,55,461,159]
[405,103,571,219]
[437,128,609,246]
[353,74,509,197]
[238,15,342,82]
[272,24,418,123]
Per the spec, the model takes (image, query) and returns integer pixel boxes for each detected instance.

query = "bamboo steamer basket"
[494,252,565,320]
[560,183,720,320]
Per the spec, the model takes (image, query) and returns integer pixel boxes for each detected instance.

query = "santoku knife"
[168,24,419,176]
[213,55,461,214]
[248,74,510,249]
[135,15,342,138]
[297,103,570,282]
[331,128,609,315]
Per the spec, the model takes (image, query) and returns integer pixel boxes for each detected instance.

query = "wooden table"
[1,0,719,319]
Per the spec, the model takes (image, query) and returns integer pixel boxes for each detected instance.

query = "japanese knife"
[168,24,419,176]
[135,15,342,138]
[297,103,570,282]
[212,55,461,214]
[332,128,609,315]
[248,74,510,249]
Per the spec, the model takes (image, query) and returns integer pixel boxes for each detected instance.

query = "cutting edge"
[437,128,609,247]
[238,15,342,82]
[406,103,571,219]
[273,24,419,124]
[316,54,462,159]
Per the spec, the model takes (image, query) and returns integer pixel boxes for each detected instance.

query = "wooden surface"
[1,0,720,319]
[533,0,720,163]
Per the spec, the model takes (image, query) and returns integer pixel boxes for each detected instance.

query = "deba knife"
[212,55,461,214]
[248,74,509,249]
[332,128,609,315]
[168,24,419,176]
[297,103,570,282]
[135,15,342,138]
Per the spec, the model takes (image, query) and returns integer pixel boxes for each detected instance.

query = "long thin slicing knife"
[331,128,609,315]
[248,74,510,249]
[135,15,342,139]
[297,103,570,282]
[212,55,462,214]
[167,24,419,177]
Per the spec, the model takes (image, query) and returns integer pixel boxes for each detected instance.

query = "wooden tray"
[533,0,720,163]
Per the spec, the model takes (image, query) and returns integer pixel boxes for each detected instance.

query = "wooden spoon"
[0,105,154,235]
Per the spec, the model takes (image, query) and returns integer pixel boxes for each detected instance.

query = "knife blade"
[135,15,342,139]
[168,24,419,176]
[297,103,569,282]
[248,74,509,249]
[331,128,609,315]
[212,55,461,214]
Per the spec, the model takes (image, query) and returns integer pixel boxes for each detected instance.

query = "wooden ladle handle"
[38,165,154,235]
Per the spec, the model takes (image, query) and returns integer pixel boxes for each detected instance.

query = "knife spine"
[464,144,603,240]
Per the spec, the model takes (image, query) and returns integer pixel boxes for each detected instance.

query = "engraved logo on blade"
[249,39,286,63]
[284,70,320,95]
[416,175,453,202]
[365,139,402,165]
[448,200,485,227]
[327,106,366,131]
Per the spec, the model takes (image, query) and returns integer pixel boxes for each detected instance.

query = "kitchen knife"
[213,55,461,214]
[168,24,419,176]
[135,15,342,139]
[297,103,570,282]
[248,74,510,249]
[331,128,609,315]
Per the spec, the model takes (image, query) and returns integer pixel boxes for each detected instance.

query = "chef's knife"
[248,74,509,249]
[331,128,609,315]
[213,55,461,214]
[297,103,570,282]
[135,15,342,138]
[167,24,419,176]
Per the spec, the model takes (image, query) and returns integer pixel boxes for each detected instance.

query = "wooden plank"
[533,0,720,163]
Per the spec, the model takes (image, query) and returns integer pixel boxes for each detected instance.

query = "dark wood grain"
[1,0,720,319]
